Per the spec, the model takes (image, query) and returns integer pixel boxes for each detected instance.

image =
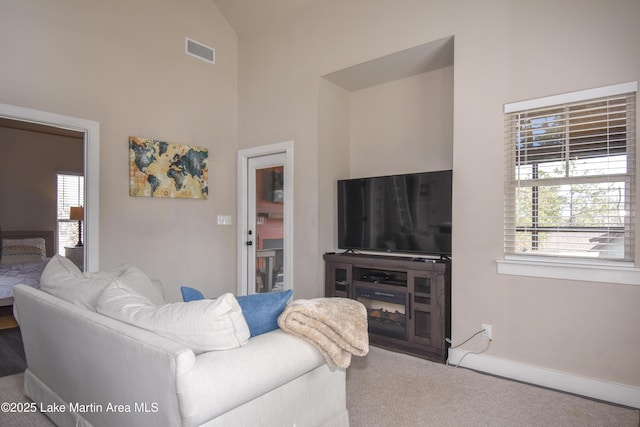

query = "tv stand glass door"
[407,271,444,347]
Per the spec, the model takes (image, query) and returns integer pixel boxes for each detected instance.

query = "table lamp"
[69,206,84,247]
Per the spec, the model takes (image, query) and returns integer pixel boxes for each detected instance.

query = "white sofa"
[13,283,349,427]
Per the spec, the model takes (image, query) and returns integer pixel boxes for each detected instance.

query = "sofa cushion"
[40,255,166,310]
[40,255,108,310]
[86,265,166,306]
[236,289,293,337]
[97,281,250,353]
[180,286,293,337]
[178,329,326,424]
[181,286,204,302]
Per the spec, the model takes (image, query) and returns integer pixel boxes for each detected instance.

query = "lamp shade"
[69,206,84,221]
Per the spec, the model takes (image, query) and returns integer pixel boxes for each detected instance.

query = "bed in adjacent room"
[0,230,54,307]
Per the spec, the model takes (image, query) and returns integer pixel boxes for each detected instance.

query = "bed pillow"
[2,238,46,256]
[97,281,250,353]
[0,238,47,265]
[0,246,45,265]
[237,289,293,337]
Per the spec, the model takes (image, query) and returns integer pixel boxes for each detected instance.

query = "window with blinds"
[57,173,84,254]
[504,83,636,262]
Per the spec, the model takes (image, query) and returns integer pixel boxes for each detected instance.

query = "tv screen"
[338,170,452,256]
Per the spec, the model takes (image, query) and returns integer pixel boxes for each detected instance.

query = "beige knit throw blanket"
[278,297,369,368]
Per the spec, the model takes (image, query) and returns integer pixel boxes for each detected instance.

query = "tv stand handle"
[408,293,412,320]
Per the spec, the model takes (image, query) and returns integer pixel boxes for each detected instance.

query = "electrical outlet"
[481,323,492,340]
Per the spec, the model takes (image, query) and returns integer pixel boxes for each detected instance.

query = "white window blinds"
[504,83,636,262]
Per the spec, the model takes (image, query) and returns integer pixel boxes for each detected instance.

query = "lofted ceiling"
[211,1,454,93]
[212,0,313,37]
[322,36,454,92]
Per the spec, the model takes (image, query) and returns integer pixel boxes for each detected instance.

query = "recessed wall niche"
[321,35,454,177]
[317,36,454,252]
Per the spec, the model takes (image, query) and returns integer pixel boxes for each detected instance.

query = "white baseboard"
[448,348,640,409]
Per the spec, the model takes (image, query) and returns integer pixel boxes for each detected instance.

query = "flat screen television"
[337,170,452,257]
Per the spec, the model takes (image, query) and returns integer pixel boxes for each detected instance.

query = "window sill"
[496,256,640,286]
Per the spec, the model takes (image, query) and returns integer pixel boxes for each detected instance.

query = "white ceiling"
[212,0,313,37]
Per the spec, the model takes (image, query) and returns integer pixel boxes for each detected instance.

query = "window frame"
[57,172,85,254]
[498,82,640,286]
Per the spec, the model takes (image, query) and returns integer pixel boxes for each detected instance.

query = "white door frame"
[237,141,294,296]
[0,103,100,271]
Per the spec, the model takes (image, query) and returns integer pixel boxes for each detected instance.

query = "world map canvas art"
[129,137,209,199]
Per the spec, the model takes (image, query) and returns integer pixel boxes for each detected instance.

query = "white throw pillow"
[85,265,166,306]
[97,281,250,353]
[40,255,166,310]
[40,255,110,310]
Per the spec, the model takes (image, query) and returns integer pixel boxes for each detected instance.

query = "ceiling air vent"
[185,38,215,64]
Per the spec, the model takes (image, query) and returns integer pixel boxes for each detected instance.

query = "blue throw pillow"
[237,289,293,337]
[181,286,205,302]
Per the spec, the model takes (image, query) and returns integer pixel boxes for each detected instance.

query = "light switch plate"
[217,215,232,225]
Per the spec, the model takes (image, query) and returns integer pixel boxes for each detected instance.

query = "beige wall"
[350,67,454,177]
[2,0,638,392]
[0,0,239,301]
[0,127,83,240]
[317,66,454,259]
[238,0,640,388]
[318,79,351,262]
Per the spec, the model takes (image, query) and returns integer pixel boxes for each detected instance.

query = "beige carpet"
[0,372,54,426]
[347,346,639,427]
[0,347,638,426]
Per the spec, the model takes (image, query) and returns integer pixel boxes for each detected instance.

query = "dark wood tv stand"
[324,252,451,363]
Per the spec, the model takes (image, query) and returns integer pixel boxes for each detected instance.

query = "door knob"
[246,241,253,246]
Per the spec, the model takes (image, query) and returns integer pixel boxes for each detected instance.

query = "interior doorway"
[237,141,293,296]
[0,103,100,271]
